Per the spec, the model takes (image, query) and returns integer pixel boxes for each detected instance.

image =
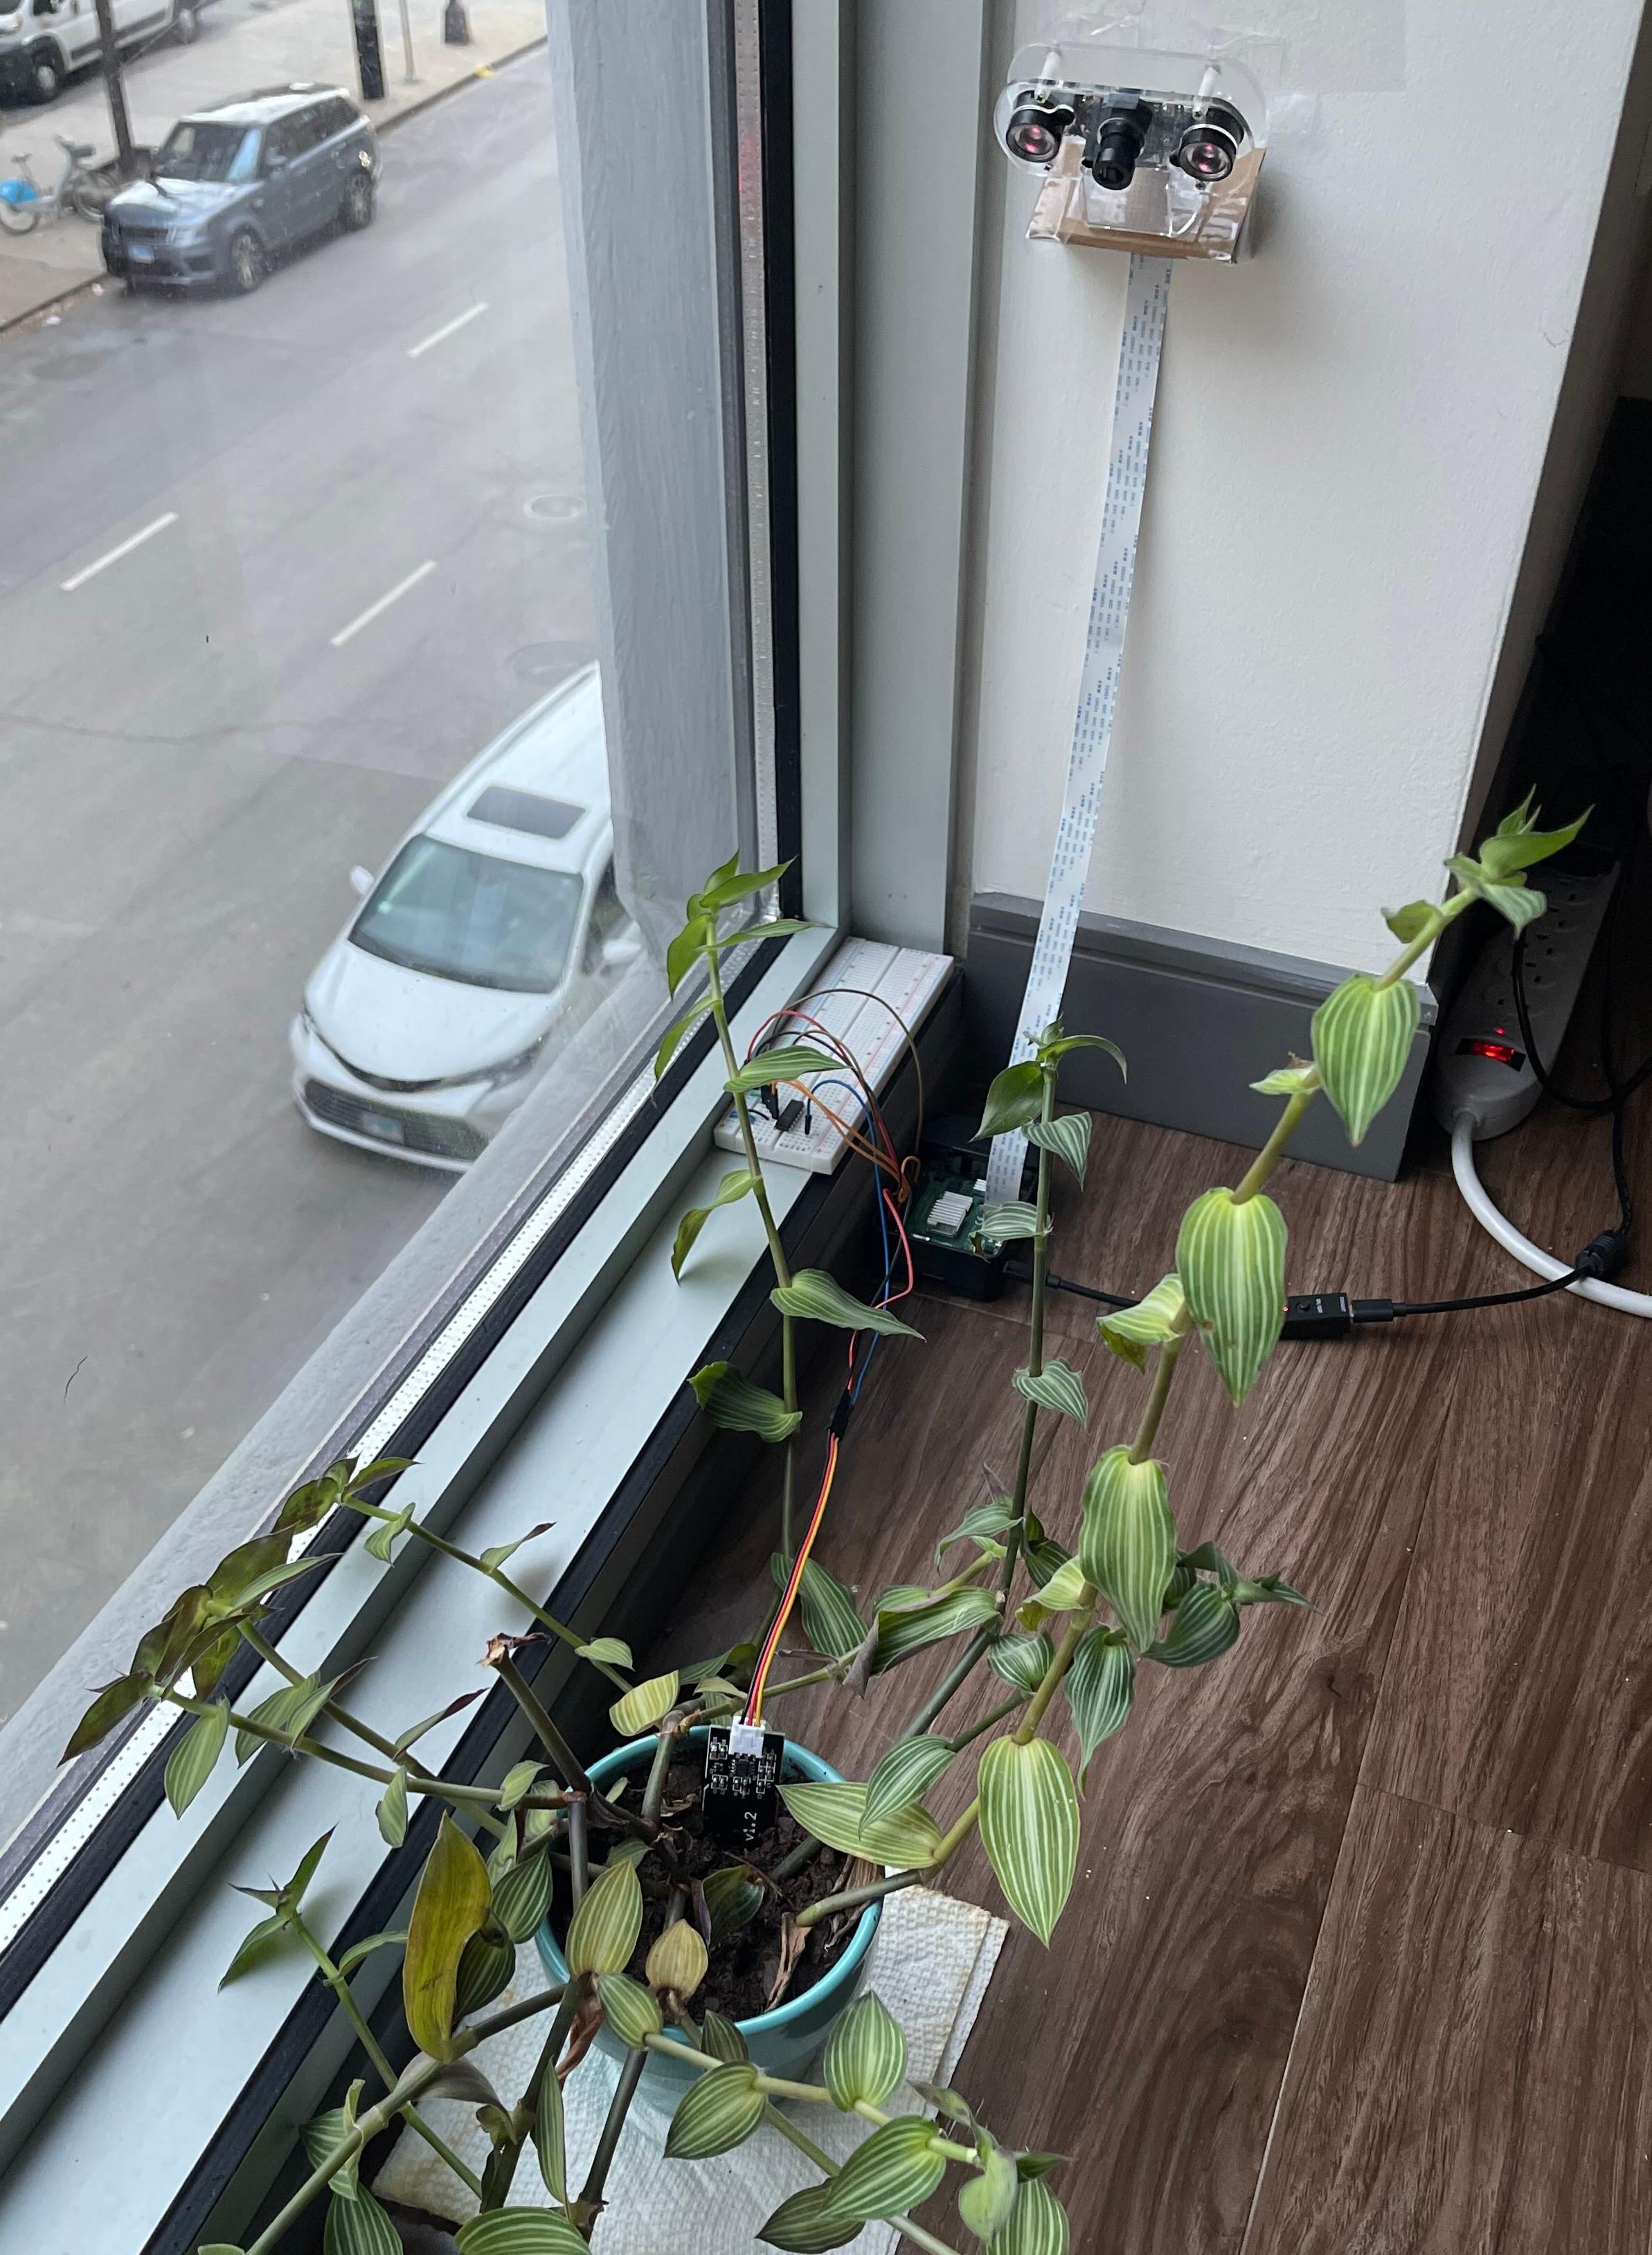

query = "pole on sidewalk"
[91,0,138,180]
[397,0,418,81]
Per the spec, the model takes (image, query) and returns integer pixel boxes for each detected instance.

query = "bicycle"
[0,138,113,235]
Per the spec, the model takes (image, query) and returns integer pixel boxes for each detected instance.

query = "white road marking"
[60,511,179,593]
[407,302,490,359]
[330,559,438,648]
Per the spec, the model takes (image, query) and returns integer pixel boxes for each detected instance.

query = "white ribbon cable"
[985,253,1171,1203]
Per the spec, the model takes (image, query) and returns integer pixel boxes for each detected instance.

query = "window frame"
[0,8,850,2210]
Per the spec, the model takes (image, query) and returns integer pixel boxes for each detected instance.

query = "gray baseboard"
[964,894,1436,1181]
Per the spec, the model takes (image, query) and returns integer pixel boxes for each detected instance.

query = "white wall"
[958,0,1651,972]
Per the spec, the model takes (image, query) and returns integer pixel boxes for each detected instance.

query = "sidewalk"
[0,0,546,330]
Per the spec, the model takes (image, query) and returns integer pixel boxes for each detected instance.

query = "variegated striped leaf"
[989,2177,1071,2255]
[598,1971,663,2046]
[960,2146,1021,2240]
[492,1849,551,1943]
[989,1631,1053,1693]
[725,1044,844,1097]
[1149,1581,1241,1669]
[533,2054,566,2200]
[778,1779,941,1869]
[672,1167,758,1281]
[823,1989,906,2110]
[1078,1446,1176,1652]
[1097,1274,1185,1371]
[646,1917,710,1997]
[702,1865,764,1943]
[1026,1110,1091,1185]
[863,1735,956,1827]
[453,1926,516,2021]
[701,2008,749,2062]
[1029,1556,1092,1615]
[771,1269,922,1338]
[981,1200,1040,1243]
[323,2185,399,2255]
[234,1671,340,1765]
[934,1497,1016,1571]
[164,1698,228,1816]
[690,1361,802,1442]
[302,2108,359,2198]
[820,2117,949,2223]
[1250,1063,1318,1097]
[1063,1628,1135,1784]
[455,2212,589,2255]
[870,1585,998,1673]
[1311,973,1417,1147]
[757,2183,863,2251]
[375,1766,408,1849]
[609,1671,679,1737]
[1176,1187,1286,1406]
[771,1552,865,1660]
[1444,853,1545,932]
[1011,1359,1088,1424]
[564,1853,643,1977]
[978,1736,1079,1946]
[664,2062,766,2159]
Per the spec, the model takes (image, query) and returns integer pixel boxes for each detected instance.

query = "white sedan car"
[290,667,640,1169]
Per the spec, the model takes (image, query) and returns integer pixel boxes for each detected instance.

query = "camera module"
[1003,89,1076,168]
[1173,102,1246,184]
[1084,91,1154,194]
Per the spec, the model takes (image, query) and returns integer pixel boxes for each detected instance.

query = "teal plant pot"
[537,1726,879,2098]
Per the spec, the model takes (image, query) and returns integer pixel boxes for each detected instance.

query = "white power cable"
[1449,1111,1652,1318]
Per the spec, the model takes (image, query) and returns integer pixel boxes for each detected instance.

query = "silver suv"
[100,83,377,294]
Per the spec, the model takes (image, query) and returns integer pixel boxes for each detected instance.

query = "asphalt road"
[0,53,596,1721]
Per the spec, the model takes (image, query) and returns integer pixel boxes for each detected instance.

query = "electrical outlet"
[1432,868,1617,1140]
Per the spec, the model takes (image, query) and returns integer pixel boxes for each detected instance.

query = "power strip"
[1432,865,1616,1140]
[714,937,953,1174]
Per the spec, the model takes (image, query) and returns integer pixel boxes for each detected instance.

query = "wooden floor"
[647,1068,1652,2254]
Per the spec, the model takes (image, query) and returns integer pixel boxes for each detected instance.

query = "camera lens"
[1005,96,1074,168]
[1174,105,1244,184]
[1085,93,1152,194]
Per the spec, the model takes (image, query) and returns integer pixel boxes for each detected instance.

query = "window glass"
[0,9,777,1735]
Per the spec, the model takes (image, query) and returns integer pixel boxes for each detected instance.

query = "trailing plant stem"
[1232,1083,1319,1203]
[1016,1619,1087,1741]
[1129,1331,1187,1464]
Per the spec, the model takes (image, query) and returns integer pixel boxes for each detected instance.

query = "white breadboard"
[715,937,951,1174]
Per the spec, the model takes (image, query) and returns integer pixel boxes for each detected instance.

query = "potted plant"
[60,807,1580,2254]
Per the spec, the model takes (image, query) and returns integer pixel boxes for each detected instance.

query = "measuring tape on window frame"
[984,253,1171,1204]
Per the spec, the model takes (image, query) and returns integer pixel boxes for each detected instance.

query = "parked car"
[100,83,376,294]
[0,0,200,106]
[290,667,642,1170]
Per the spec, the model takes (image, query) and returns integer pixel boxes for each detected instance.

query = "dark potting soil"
[552,1757,863,2024]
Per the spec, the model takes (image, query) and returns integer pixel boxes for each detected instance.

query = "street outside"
[0,36,598,1722]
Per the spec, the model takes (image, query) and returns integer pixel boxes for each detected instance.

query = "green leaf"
[665,2061,766,2159]
[1025,1556,1090,1615]
[701,1865,765,1944]
[1025,1111,1091,1185]
[1064,1629,1135,1784]
[870,1585,998,1673]
[672,1168,759,1280]
[758,2183,864,2251]
[534,2049,567,2200]
[1382,900,1435,944]
[654,998,712,1079]
[690,1361,802,1442]
[1176,1187,1287,1407]
[1011,1360,1087,1424]
[864,1736,957,1827]
[823,1989,906,2110]
[1149,1581,1241,1669]
[1249,1063,1318,1097]
[978,1736,1079,1946]
[981,1200,1040,1243]
[989,1631,1052,1693]
[565,1854,643,1977]
[455,2213,589,2255]
[978,1062,1044,1138]
[576,1637,634,1670]
[772,1552,865,1660]
[234,1671,341,1766]
[961,2146,1021,2240]
[771,1269,922,1338]
[499,1759,544,1811]
[726,1043,843,1096]
[734,915,814,945]
[821,2116,948,2223]
[1036,1031,1125,1077]
[1479,798,1587,877]
[699,858,791,913]
[1234,1572,1311,1608]
[666,913,710,997]
[609,1671,679,1737]
[478,1521,554,1576]
[336,1929,406,1975]
[403,1817,492,2059]
[779,1779,942,1869]
[1078,1446,1176,1652]
[1097,1275,1185,1372]
[324,2184,399,2255]
[364,1502,415,1563]
[646,1917,710,1997]
[62,1672,147,1762]
[492,1849,553,1943]
[164,1699,229,1816]
[599,1970,664,2046]
[454,1926,516,2020]
[935,1498,1016,1572]
[1311,973,1418,1147]
[376,1768,409,1849]
[989,2177,1071,2255]
[302,2106,359,2198]
[391,1691,485,1758]
[701,2008,749,2063]
[1444,854,1545,932]
[219,1911,294,1987]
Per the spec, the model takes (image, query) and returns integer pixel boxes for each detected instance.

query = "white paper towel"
[375,1887,1007,2253]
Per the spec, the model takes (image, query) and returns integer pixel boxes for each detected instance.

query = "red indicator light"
[1457,1036,1524,1068]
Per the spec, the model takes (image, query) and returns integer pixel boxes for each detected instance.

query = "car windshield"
[156,122,260,183]
[350,838,584,994]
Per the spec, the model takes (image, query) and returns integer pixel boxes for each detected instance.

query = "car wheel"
[30,44,65,100]
[224,226,263,295]
[339,171,375,231]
